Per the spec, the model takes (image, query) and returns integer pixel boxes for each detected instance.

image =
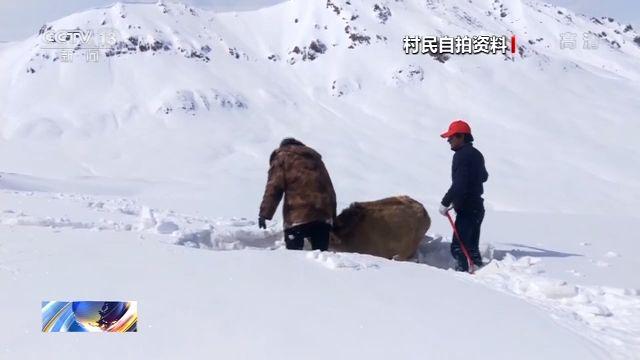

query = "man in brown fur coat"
[258,138,337,251]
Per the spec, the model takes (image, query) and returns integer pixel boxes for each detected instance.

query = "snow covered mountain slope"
[0,0,638,217]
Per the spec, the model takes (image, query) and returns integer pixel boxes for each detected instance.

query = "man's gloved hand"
[258,217,267,229]
[439,203,452,216]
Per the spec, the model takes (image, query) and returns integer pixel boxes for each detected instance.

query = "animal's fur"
[330,196,431,260]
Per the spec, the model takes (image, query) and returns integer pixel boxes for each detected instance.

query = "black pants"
[451,207,485,271]
[284,221,331,251]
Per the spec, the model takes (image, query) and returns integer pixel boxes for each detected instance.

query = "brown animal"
[330,196,430,260]
[259,138,337,229]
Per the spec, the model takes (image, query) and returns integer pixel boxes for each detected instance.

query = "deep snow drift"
[1,176,639,359]
[1,0,640,359]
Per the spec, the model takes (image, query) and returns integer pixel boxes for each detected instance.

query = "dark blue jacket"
[441,143,488,211]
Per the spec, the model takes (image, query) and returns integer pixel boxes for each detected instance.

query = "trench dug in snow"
[1,186,639,358]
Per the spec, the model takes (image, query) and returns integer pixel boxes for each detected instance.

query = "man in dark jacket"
[439,120,488,271]
[259,138,337,251]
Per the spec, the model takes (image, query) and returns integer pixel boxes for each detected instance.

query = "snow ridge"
[1,183,639,357]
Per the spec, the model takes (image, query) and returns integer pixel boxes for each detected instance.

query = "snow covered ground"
[1,0,640,358]
[1,174,639,359]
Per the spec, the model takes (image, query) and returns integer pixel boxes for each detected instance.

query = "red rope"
[446,211,475,274]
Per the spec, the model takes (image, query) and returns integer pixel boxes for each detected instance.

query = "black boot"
[454,257,469,272]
